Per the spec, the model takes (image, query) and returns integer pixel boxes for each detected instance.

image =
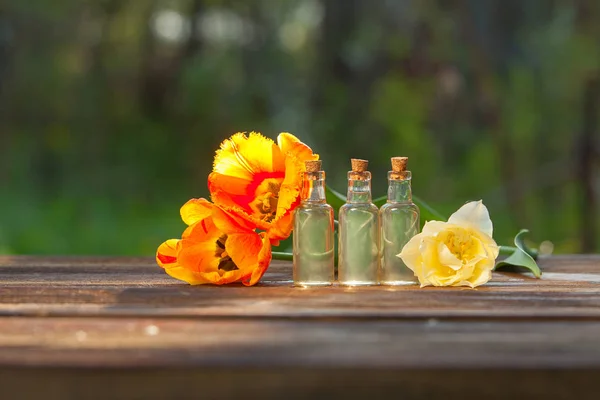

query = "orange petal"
[267,211,295,243]
[163,264,214,285]
[226,231,272,286]
[179,218,222,271]
[181,216,217,241]
[178,240,247,284]
[211,205,257,234]
[208,172,253,197]
[277,132,319,161]
[180,198,213,226]
[208,132,318,243]
[246,233,272,286]
[209,190,271,230]
[268,146,317,240]
[156,239,180,268]
[276,134,318,216]
[209,170,285,214]
[181,214,258,285]
[157,238,213,285]
[178,238,220,274]
[275,156,305,219]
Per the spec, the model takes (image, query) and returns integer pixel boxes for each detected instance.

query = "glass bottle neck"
[387,171,412,203]
[347,171,372,203]
[301,171,326,203]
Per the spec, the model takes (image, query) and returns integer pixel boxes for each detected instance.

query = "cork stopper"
[305,160,322,172]
[390,156,408,179]
[351,158,368,172]
[350,158,369,179]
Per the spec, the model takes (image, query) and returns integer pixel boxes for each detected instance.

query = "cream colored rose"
[398,201,500,288]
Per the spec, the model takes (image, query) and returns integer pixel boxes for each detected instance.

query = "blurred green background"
[0,0,598,255]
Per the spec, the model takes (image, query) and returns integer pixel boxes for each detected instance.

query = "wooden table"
[0,255,599,399]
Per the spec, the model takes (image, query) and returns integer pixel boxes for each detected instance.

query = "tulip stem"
[272,251,293,261]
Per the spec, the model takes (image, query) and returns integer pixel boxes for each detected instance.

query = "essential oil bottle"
[338,158,380,286]
[293,160,335,286]
[380,157,420,285]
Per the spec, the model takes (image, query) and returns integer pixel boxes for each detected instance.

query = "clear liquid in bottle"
[380,157,420,285]
[293,160,334,287]
[338,159,380,286]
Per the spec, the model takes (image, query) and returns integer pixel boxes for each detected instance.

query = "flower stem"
[499,245,516,255]
[272,251,293,261]
[274,236,534,262]
[499,245,538,259]
[275,247,536,261]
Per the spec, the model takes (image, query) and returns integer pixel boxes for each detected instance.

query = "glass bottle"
[293,160,335,286]
[338,158,380,286]
[380,157,420,285]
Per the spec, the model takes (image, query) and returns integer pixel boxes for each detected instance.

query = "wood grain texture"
[0,255,599,399]
[0,255,599,319]
[2,317,600,369]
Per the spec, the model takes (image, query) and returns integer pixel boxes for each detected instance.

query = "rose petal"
[448,200,493,238]
[438,242,462,270]
[398,233,423,273]
[421,220,450,236]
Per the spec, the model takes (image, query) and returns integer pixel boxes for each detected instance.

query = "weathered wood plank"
[1,317,600,369]
[0,256,599,319]
[0,256,599,399]
[1,317,600,399]
[1,287,600,319]
[2,368,599,400]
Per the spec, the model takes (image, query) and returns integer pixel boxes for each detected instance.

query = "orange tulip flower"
[156,198,272,286]
[208,132,318,244]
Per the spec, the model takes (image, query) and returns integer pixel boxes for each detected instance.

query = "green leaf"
[413,195,447,221]
[373,195,387,208]
[494,229,542,278]
[325,185,347,213]
[272,251,293,261]
[325,185,448,229]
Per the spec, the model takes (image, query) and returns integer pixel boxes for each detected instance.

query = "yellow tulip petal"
[213,132,285,180]
[207,131,317,244]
